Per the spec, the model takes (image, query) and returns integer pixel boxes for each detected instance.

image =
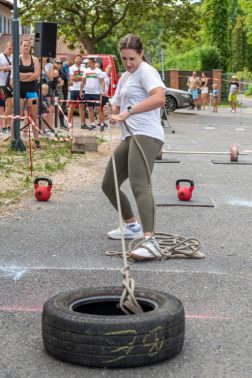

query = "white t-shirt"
[102,72,110,95]
[0,53,13,86]
[83,67,103,95]
[69,64,86,91]
[111,62,166,142]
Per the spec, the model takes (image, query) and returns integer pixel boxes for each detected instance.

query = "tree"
[238,0,252,44]
[230,16,249,71]
[231,16,244,71]
[19,0,202,54]
[204,0,231,71]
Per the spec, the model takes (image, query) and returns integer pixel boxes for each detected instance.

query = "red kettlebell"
[34,177,52,201]
[176,179,194,201]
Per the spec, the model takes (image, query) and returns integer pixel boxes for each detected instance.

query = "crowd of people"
[0,40,241,149]
[187,71,239,113]
[0,40,112,148]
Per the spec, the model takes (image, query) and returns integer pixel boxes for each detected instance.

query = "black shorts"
[102,95,109,109]
[20,91,38,100]
[85,93,101,108]
[70,90,85,101]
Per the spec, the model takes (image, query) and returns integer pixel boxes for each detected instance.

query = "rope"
[106,103,143,316]
[105,105,204,312]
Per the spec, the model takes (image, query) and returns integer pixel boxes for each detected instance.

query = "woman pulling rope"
[102,34,166,261]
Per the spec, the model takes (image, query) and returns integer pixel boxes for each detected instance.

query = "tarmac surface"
[1,102,252,377]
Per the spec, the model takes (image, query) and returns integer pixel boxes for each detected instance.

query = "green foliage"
[153,46,221,71]
[97,136,107,146]
[96,38,120,59]
[229,0,244,27]
[231,16,249,71]
[244,88,251,96]
[231,17,244,71]
[200,46,222,70]
[239,0,252,44]
[19,0,201,54]
[204,0,231,71]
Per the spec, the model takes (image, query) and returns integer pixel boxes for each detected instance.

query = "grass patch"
[0,137,79,206]
[97,136,107,146]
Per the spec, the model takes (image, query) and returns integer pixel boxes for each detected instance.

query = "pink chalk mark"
[0,306,42,312]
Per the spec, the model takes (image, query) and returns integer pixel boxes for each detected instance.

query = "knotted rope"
[106,104,204,315]
[106,104,143,315]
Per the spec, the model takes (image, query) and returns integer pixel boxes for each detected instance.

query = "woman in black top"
[53,58,68,129]
[11,39,40,147]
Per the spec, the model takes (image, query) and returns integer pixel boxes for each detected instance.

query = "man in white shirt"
[68,54,89,129]
[0,42,13,133]
[80,58,105,131]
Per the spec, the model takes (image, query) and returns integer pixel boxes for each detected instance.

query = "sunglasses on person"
[55,61,63,65]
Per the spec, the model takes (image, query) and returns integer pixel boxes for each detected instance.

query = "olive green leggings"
[102,135,163,233]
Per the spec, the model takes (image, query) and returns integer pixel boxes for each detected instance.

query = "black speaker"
[34,22,57,58]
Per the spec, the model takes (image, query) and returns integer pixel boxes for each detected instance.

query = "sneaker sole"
[107,233,143,240]
[130,253,155,260]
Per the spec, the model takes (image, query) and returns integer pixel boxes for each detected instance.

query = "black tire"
[165,95,177,112]
[42,287,185,368]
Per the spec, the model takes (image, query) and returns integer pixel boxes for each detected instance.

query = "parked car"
[164,88,194,112]
[56,54,121,97]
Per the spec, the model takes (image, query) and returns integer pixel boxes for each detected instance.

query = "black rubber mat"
[155,159,181,163]
[211,160,252,165]
[155,195,214,207]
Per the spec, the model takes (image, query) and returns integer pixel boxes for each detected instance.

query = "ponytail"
[142,54,151,65]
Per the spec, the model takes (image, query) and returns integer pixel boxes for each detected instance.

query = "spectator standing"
[187,71,201,111]
[0,42,13,133]
[53,58,68,129]
[61,54,74,87]
[101,64,112,127]
[41,57,55,128]
[68,54,88,129]
[229,75,239,113]
[79,58,105,131]
[212,84,219,113]
[38,83,51,133]
[200,72,209,110]
[10,39,40,148]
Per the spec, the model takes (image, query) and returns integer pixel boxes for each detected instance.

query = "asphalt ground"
[1,105,252,377]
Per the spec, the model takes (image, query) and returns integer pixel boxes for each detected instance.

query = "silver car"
[165,88,194,112]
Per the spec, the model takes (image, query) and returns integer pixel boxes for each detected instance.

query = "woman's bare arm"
[21,57,41,82]
[42,61,54,81]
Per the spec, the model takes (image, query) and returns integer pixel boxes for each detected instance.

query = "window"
[8,19,10,34]
[0,16,2,33]
[4,17,6,33]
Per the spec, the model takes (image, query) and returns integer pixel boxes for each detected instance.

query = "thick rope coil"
[106,234,204,259]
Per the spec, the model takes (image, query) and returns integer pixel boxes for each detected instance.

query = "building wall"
[0,4,12,34]
[0,4,32,35]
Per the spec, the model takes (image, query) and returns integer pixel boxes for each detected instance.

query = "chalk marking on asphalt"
[223,198,252,207]
[0,306,233,319]
[0,268,27,281]
[1,267,228,275]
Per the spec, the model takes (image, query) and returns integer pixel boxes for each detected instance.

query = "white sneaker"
[232,110,236,113]
[230,108,233,112]
[130,238,161,260]
[107,223,143,240]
